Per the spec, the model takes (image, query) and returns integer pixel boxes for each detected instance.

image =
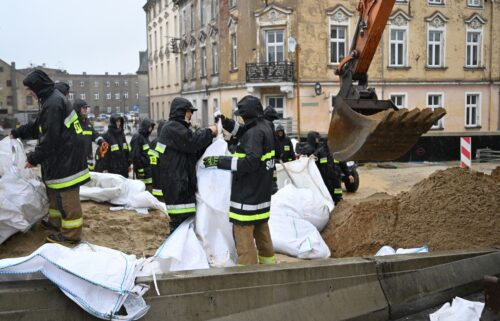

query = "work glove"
[203,156,220,168]
[214,112,226,123]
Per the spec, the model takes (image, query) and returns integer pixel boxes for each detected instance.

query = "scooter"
[341,161,360,193]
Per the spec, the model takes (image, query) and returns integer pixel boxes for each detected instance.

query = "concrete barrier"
[0,250,498,321]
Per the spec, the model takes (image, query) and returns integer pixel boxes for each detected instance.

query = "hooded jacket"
[217,96,275,225]
[54,82,70,96]
[96,114,130,177]
[157,97,213,217]
[71,99,104,162]
[130,119,154,184]
[275,125,295,162]
[148,120,166,197]
[11,70,90,190]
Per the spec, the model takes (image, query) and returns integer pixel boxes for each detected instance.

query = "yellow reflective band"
[320,158,328,164]
[259,255,277,265]
[334,188,343,195]
[148,149,159,157]
[155,143,166,154]
[168,207,196,214]
[48,209,61,218]
[88,164,95,170]
[149,156,157,165]
[123,143,129,150]
[110,144,119,152]
[273,171,277,178]
[47,172,91,190]
[334,159,340,164]
[64,111,78,128]
[233,152,246,158]
[138,168,144,173]
[38,126,43,134]
[73,120,83,134]
[229,211,270,222]
[284,146,291,151]
[141,178,153,184]
[82,130,92,135]
[61,217,83,229]
[260,150,275,161]
[142,144,150,151]
[152,189,163,196]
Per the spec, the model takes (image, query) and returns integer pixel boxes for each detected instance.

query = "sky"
[0,0,147,75]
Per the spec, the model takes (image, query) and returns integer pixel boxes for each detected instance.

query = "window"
[468,0,480,6]
[330,26,347,64]
[267,96,284,118]
[80,81,85,87]
[183,54,188,80]
[175,56,179,82]
[201,47,207,77]
[191,50,197,79]
[200,0,206,26]
[465,93,480,127]
[106,81,110,87]
[115,93,120,100]
[6,96,12,106]
[167,60,171,85]
[428,30,444,67]
[116,106,121,113]
[136,93,139,99]
[80,93,85,100]
[135,81,138,87]
[94,81,99,87]
[229,0,236,8]
[124,80,128,86]
[26,96,33,105]
[106,93,112,100]
[94,92,99,100]
[390,29,407,66]
[190,5,194,32]
[466,31,481,67]
[211,0,218,20]
[428,0,443,4]
[68,80,73,87]
[427,93,444,129]
[124,92,129,99]
[212,42,219,74]
[266,30,284,63]
[390,94,407,108]
[231,34,238,70]
[232,97,238,118]
[107,106,112,113]
[114,81,120,87]
[181,9,186,35]
[69,93,74,100]
[6,80,12,87]
[213,98,219,112]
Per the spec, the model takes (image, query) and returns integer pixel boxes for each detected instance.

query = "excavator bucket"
[328,96,446,161]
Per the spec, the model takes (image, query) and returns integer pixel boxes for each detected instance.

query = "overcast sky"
[0,0,146,75]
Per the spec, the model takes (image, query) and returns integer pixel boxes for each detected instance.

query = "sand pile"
[322,167,500,257]
[491,166,500,181]
[0,202,170,259]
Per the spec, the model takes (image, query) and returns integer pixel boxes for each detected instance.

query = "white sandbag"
[269,215,331,259]
[0,138,48,244]
[429,296,484,321]
[276,156,334,213]
[195,122,237,267]
[153,217,210,272]
[270,184,330,231]
[0,243,149,321]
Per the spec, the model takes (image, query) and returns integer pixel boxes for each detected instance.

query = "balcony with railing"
[246,61,295,83]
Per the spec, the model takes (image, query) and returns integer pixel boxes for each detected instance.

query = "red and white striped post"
[460,137,472,169]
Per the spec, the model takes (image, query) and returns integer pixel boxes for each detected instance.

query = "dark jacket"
[71,99,104,164]
[275,125,295,162]
[218,96,275,225]
[11,70,90,190]
[157,97,213,217]
[95,114,130,177]
[130,119,154,184]
[148,120,166,197]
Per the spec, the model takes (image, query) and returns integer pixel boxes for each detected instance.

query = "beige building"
[144,0,183,122]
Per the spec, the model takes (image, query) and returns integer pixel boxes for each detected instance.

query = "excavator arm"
[328,0,446,161]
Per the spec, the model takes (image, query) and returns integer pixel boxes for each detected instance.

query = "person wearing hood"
[204,95,276,266]
[95,114,131,177]
[10,70,90,245]
[54,82,70,97]
[130,119,155,190]
[148,120,166,200]
[156,97,216,233]
[275,125,295,163]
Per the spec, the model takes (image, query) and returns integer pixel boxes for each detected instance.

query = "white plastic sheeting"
[0,138,48,244]
[80,172,166,213]
[429,297,484,321]
[375,245,429,256]
[0,243,150,321]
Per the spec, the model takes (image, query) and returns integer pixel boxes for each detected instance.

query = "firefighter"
[148,120,165,200]
[130,119,155,191]
[275,125,295,162]
[204,95,276,266]
[10,70,89,244]
[95,114,131,178]
[320,138,345,205]
[156,98,216,233]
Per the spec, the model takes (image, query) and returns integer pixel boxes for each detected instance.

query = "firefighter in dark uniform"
[11,70,90,244]
[204,95,277,266]
[148,120,165,200]
[275,125,295,162]
[130,119,155,191]
[156,98,216,233]
[95,114,131,178]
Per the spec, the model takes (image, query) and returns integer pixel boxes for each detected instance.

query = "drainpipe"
[488,0,493,131]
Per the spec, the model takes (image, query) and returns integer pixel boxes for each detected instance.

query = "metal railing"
[246,62,295,83]
[476,148,500,162]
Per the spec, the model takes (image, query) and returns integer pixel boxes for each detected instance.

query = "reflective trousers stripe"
[138,168,145,173]
[168,207,196,214]
[284,146,291,151]
[320,158,328,164]
[140,178,153,184]
[152,189,163,196]
[229,211,270,222]
[334,188,343,195]
[233,150,276,161]
[46,170,90,190]
[61,217,83,229]
[48,208,62,218]
[230,201,271,211]
[143,144,150,151]
[259,255,277,264]
[110,144,119,152]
